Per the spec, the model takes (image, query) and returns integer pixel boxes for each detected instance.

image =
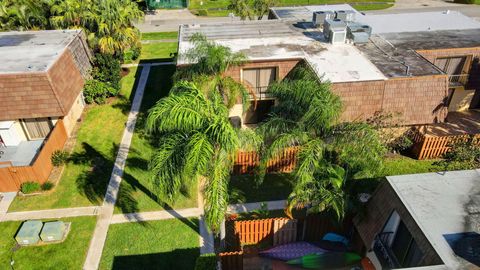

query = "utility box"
[15,220,43,246]
[40,221,67,242]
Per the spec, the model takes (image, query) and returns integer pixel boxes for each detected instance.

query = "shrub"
[454,0,475,3]
[435,137,480,170]
[93,53,121,90]
[41,181,55,191]
[194,253,217,270]
[197,9,209,16]
[83,79,119,104]
[51,150,69,166]
[21,182,41,194]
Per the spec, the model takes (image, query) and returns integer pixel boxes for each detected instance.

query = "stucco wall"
[62,92,85,136]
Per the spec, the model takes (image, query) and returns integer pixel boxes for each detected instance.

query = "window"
[378,211,425,268]
[21,118,53,140]
[242,67,277,99]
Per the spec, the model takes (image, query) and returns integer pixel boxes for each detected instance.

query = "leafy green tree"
[49,0,143,55]
[0,0,50,30]
[228,0,277,20]
[258,63,386,219]
[435,136,480,170]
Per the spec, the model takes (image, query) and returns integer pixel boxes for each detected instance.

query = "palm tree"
[0,0,49,30]
[147,36,258,232]
[175,34,250,110]
[49,0,143,55]
[146,82,257,232]
[258,63,386,219]
[228,0,277,20]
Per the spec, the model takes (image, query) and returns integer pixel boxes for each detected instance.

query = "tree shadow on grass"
[68,142,140,214]
[111,247,199,270]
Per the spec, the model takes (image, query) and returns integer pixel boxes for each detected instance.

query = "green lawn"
[189,0,394,15]
[115,65,198,214]
[376,155,439,177]
[141,31,178,40]
[228,155,440,204]
[229,173,294,204]
[99,218,200,270]
[0,217,96,270]
[9,67,142,212]
[140,42,178,62]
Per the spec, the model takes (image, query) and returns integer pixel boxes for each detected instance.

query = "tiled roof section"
[0,72,63,120]
[0,50,85,121]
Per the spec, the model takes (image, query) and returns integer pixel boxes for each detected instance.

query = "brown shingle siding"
[0,49,85,121]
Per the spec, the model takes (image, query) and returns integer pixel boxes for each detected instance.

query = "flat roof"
[271,5,480,34]
[0,29,81,73]
[357,11,480,34]
[388,170,480,269]
[178,20,386,83]
[270,4,360,22]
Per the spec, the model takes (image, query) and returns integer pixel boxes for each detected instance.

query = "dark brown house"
[177,5,480,135]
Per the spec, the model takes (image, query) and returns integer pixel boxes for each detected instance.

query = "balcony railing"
[449,74,469,86]
[248,86,273,100]
[373,232,401,269]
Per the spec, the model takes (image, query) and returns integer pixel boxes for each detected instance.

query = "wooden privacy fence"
[219,251,243,270]
[233,147,299,174]
[0,120,68,192]
[411,129,480,159]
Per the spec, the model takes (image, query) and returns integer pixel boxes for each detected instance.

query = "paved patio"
[0,139,44,167]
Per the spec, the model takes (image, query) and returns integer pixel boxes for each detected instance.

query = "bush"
[197,9,209,16]
[93,53,121,90]
[41,181,55,191]
[194,253,217,270]
[21,182,41,194]
[83,79,119,104]
[454,0,475,3]
[51,150,69,166]
[435,137,480,170]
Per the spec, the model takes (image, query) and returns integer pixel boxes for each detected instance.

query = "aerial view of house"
[0,1,480,270]
[0,30,91,191]
[178,4,480,134]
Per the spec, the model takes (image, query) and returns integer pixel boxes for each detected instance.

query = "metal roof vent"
[312,11,335,28]
[335,10,356,22]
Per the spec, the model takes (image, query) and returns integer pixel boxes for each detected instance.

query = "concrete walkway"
[2,206,98,222]
[83,65,151,270]
[0,192,16,220]
[110,208,202,224]
[121,62,175,68]
[227,200,286,214]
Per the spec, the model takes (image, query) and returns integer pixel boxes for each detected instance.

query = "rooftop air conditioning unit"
[347,22,372,43]
[323,19,347,43]
[335,10,356,22]
[312,11,335,28]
